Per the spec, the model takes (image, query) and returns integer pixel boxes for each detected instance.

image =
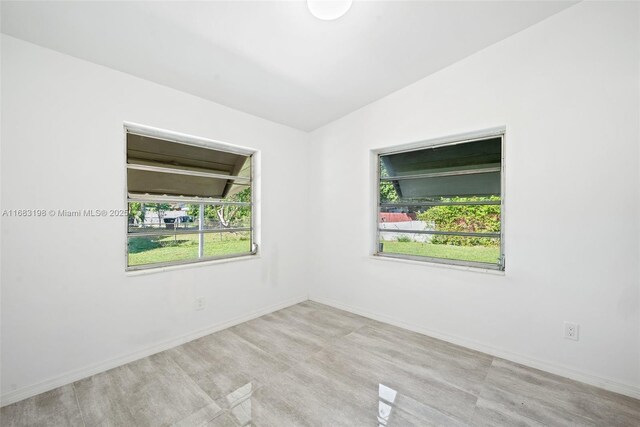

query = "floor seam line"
[71,382,87,427]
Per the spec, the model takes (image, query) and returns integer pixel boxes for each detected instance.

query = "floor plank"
[0,385,83,427]
[73,352,221,426]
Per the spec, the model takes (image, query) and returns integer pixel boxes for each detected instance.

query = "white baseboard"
[0,295,308,407]
[311,296,640,400]
[5,294,638,406]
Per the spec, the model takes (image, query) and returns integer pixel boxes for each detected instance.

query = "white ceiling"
[1,1,575,131]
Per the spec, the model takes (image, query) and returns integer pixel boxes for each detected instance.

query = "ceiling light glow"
[307,0,352,21]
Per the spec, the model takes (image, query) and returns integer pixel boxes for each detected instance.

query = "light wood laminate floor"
[2,301,639,426]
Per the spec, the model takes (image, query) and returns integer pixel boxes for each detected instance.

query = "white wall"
[2,0,639,406]
[308,1,640,396]
[0,35,309,402]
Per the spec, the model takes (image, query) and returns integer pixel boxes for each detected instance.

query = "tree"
[379,164,398,203]
[128,202,145,225]
[186,203,201,219]
[186,188,252,228]
[148,203,171,225]
[217,187,251,227]
[380,181,398,203]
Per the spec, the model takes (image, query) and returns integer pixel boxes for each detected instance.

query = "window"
[125,126,256,270]
[376,131,504,270]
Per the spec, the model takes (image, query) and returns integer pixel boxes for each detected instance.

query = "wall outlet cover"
[564,321,579,341]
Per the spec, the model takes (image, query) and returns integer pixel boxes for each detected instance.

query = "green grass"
[381,240,500,264]
[128,233,250,266]
[129,234,499,267]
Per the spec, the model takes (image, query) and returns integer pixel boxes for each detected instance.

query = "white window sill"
[369,254,506,276]
[126,254,260,276]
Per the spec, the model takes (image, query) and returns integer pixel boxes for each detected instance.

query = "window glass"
[377,136,503,269]
[126,130,254,269]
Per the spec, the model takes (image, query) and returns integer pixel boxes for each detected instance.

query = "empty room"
[1,0,639,425]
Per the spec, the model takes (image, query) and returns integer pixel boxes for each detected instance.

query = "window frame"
[124,123,258,271]
[372,127,506,271]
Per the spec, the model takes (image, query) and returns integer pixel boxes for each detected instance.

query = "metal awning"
[380,137,501,198]
[127,133,250,198]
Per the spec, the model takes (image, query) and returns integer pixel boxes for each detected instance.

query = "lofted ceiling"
[1,1,575,131]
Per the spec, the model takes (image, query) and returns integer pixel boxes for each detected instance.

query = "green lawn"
[128,233,250,266]
[381,240,500,264]
[129,234,499,267]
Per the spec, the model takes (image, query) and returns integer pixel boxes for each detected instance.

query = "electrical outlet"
[195,296,206,311]
[564,321,579,341]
